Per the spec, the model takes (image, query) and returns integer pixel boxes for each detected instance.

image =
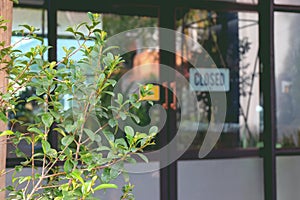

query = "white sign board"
[189,68,230,92]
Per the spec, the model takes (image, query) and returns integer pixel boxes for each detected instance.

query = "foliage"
[0,12,157,199]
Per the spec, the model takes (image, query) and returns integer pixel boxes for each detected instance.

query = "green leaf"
[110,168,119,179]
[0,112,7,123]
[108,119,117,128]
[65,124,75,133]
[119,112,127,120]
[5,185,14,191]
[0,130,13,137]
[82,181,93,195]
[11,0,19,4]
[18,176,31,184]
[49,61,56,69]
[65,26,74,33]
[132,102,141,109]
[27,96,43,102]
[96,146,111,151]
[61,135,74,146]
[64,160,73,173]
[15,148,26,158]
[87,12,94,22]
[41,140,51,154]
[124,126,134,138]
[94,134,102,143]
[117,93,123,104]
[19,24,33,31]
[139,85,146,97]
[27,127,43,135]
[54,128,66,137]
[1,93,11,101]
[107,79,117,87]
[136,133,148,140]
[70,170,84,184]
[58,154,66,161]
[74,31,85,39]
[81,153,93,164]
[49,110,60,121]
[103,91,115,96]
[97,73,106,85]
[42,113,54,128]
[136,153,149,163]
[36,87,45,96]
[94,184,118,191]
[109,52,114,59]
[125,157,137,164]
[103,131,114,142]
[15,165,23,173]
[130,114,140,124]
[84,128,96,141]
[149,126,158,134]
[47,149,57,158]
[115,138,128,149]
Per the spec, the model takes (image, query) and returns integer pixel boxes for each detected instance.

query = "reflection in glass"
[176,10,260,150]
[57,11,158,100]
[275,12,300,148]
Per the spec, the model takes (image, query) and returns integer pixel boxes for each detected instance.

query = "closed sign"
[189,68,230,91]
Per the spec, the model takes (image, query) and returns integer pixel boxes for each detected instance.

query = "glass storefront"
[5,0,300,199]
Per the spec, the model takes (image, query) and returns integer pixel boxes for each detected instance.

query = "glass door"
[173,8,264,200]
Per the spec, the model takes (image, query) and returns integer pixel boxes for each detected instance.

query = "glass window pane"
[13,7,47,35]
[57,11,158,37]
[178,158,264,200]
[57,11,90,36]
[275,0,300,5]
[7,8,48,159]
[275,12,300,148]
[98,162,160,199]
[175,9,261,151]
[277,156,300,199]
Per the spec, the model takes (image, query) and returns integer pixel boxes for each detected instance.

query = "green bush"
[0,12,157,200]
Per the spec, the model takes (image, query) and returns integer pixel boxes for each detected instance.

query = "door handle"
[162,82,168,109]
[170,82,176,110]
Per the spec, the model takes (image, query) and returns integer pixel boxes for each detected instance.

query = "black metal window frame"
[8,1,300,200]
